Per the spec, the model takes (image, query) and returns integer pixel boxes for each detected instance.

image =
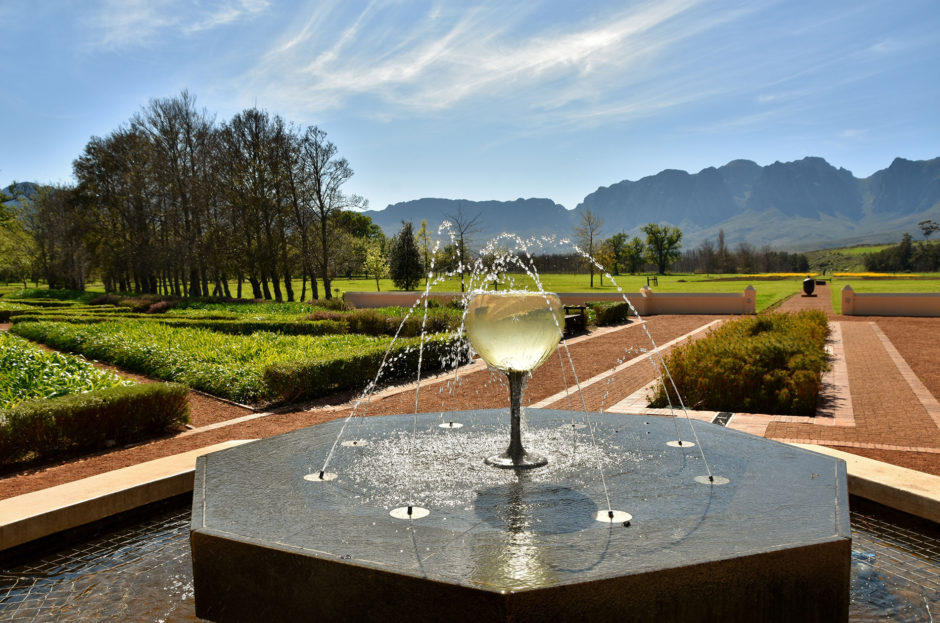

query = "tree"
[442,204,481,292]
[362,240,389,291]
[417,219,433,287]
[622,236,646,274]
[388,222,423,290]
[302,125,366,299]
[573,209,604,287]
[919,219,939,240]
[602,232,628,275]
[642,223,683,275]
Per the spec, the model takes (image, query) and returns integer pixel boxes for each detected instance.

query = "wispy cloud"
[238,0,739,126]
[84,0,269,50]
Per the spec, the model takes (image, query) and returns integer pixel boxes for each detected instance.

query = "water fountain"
[191,233,851,622]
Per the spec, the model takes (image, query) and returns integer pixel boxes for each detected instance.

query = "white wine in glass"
[465,291,564,469]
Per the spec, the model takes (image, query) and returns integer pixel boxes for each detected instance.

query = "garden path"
[764,284,940,475]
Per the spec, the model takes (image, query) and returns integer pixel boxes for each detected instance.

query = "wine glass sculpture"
[465,291,564,469]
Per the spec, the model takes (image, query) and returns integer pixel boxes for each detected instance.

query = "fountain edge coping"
[788,443,940,524]
[0,439,255,552]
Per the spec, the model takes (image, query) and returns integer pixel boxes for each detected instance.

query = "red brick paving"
[765,283,940,475]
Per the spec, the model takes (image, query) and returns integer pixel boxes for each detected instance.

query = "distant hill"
[362,197,573,248]
[368,157,940,251]
[575,156,940,250]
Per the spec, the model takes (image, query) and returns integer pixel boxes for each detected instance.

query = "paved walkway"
[613,284,940,476]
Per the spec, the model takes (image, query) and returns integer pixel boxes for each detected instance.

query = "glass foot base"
[484,451,548,469]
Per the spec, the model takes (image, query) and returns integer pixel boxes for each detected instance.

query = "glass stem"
[507,370,527,462]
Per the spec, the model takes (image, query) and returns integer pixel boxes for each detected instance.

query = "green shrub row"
[156,318,347,336]
[263,333,467,403]
[308,308,461,337]
[0,302,34,322]
[4,288,98,302]
[649,311,829,415]
[587,301,633,326]
[0,383,190,464]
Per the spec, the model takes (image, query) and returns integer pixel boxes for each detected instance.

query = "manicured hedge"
[649,310,829,415]
[0,302,33,322]
[156,318,347,336]
[587,300,633,326]
[0,382,190,464]
[263,334,468,403]
[344,308,458,337]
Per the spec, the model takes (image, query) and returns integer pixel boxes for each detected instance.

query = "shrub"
[649,311,829,415]
[345,308,459,337]
[309,297,351,311]
[10,320,414,404]
[0,302,32,322]
[587,301,633,326]
[0,382,189,464]
[307,310,348,322]
[263,334,467,403]
[88,294,123,306]
[156,318,347,336]
[147,300,179,314]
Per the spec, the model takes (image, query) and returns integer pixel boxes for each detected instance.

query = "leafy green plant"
[649,311,829,415]
[0,332,131,410]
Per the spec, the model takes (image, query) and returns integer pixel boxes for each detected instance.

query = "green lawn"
[3,274,812,313]
[12,273,939,316]
[829,278,940,314]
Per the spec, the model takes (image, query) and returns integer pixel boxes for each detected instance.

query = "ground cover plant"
[0,332,131,410]
[649,310,829,415]
[10,320,460,405]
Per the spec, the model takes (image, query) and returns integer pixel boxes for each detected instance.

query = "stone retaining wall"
[842,285,940,317]
[343,286,756,315]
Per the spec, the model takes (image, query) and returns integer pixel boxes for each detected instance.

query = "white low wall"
[842,285,940,317]
[343,286,756,316]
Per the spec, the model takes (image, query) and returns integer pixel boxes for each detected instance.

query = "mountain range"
[364,156,940,251]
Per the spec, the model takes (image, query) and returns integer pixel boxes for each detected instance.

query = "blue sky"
[1,0,937,211]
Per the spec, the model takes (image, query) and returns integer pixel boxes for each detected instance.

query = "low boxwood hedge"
[156,318,347,336]
[0,382,190,464]
[649,310,829,416]
[263,334,467,403]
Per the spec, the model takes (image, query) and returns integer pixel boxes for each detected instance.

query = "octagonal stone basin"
[191,409,850,622]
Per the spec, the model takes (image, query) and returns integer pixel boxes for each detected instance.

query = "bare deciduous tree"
[573,209,604,287]
[442,204,481,292]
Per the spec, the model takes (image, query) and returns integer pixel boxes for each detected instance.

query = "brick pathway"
[760,284,940,475]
